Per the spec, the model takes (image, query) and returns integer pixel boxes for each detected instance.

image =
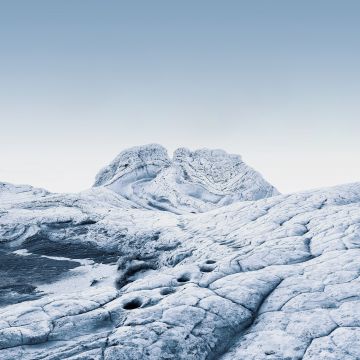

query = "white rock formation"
[0,146,360,359]
[94,144,279,213]
[0,182,49,208]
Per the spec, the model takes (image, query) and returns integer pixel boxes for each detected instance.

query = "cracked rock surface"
[1,145,360,359]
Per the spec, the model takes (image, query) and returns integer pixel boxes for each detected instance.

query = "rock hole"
[160,287,176,296]
[265,350,275,355]
[205,260,216,264]
[78,219,97,226]
[199,264,215,273]
[123,298,142,310]
[177,273,191,283]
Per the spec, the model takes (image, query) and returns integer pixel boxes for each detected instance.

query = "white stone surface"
[1,146,360,359]
[94,144,278,213]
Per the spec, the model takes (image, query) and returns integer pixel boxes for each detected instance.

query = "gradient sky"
[1,1,359,194]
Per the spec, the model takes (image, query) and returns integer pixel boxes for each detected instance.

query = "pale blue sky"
[0,1,359,193]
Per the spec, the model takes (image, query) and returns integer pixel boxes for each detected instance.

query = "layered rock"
[94,144,279,213]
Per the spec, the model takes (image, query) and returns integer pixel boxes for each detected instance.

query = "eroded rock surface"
[1,147,360,359]
[94,144,278,213]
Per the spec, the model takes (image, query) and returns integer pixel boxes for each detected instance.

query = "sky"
[0,1,359,194]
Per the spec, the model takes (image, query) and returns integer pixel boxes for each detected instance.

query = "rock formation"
[1,145,360,359]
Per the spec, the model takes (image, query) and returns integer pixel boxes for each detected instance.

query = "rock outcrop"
[94,144,279,213]
[1,146,360,359]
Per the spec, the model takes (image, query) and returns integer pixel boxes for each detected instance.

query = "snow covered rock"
[0,182,49,209]
[94,144,279,213]
[1,147,360,359]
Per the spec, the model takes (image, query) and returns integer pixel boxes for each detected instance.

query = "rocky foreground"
[1,145,360,359]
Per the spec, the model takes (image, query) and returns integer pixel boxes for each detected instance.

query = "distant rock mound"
[0,182,49,208]
[94,144,279,213]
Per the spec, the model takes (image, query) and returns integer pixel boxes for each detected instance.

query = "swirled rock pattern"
[94,144,279,213]
[1,146,360,359]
